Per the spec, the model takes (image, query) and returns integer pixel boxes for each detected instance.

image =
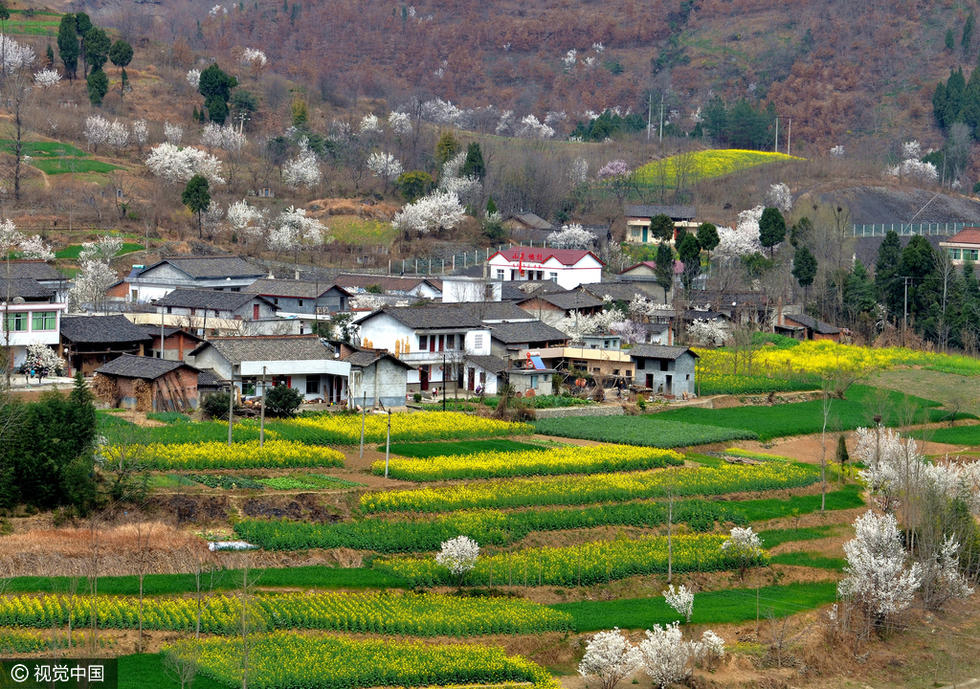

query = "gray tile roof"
[584,282,664,302]
[244,278,349,299]
[154,289,275,312]
[136,324,203,341]
[95,354,197,379]
[518,290,604,311]
[628,344,699,360]
[342,348,414,369]
[465,354,510,374]
[335,273,440,294]
[191,336,336,365]
[377,302,533,329]
[0,278,55,300]
[5,261,63,281]
[624,204,696,220]
[783,313,840,335]
[197,368,226,387]
[489,320,569,344]
[506,212,554,230]
[141,255,264,279]
[61,315,153,344]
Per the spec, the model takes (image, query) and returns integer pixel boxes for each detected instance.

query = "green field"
[0,138,121,175]
[328,215,398,246]
[632,148,802,188]
[383,438,546,457]
[32,158,122,174]
[533,415,757,447]
[911,423,980,445]
[55,242,143,259]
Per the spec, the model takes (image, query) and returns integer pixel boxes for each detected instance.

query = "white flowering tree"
[388,111,412,136]
[282,139,321,190]
[145,143,225,185]
[578,628,643,689]
[186,68,201,89]
[163,122,184,145]
[885,141,938,183]
[662,584,694,623]
[392,191,466,238]
[830,144,845,157]
[637,623,724,689]
[838,511,922,632]
[239,47,267,73]
[435,535,479,587]
[2,222,53,381]
[68,236,122,312]
[226,199,264,241]
[131,120,148,152]
[714,206,765,260]
[84,115,110,151]
[268,207,330,263]
[33,68,60,87]
[721,526,763,577]
[686,318,728,347]
[766,183,792,213]
[547,223,596,249]
[516,114,555,138]
[0,35,35,200]
[201,122,245,153]
[107,120,129,151]
[366,151,403,191]
[23,343,64,375]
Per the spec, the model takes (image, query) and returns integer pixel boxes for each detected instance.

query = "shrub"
[266,384,303,418]
[201,392,234,420]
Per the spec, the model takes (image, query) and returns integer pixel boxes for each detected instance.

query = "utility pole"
[659,94,664,143]
[647,92,652,141]
[442,353,447,411]
[359,393,366,458]
[384,408,391,478]
[774,116,779,153]
[227,379,234,446]
[786,118,792,156]
[902,276,910,347]
[259,365,266,448]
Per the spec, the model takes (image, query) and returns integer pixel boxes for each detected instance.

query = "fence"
[851,223,966,237]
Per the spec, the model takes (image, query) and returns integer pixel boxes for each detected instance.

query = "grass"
[0,138,121,175]
[328,215,398,246]
[0,140,87,157]
[1,565,409,596]
[632,149,803,189]
[769,552,846,571]
[31,158,122,174]
[653,385,956,441]
[383,438,547,457]
[146,411,192,424]
[532,415,757,447]
[119,654,227,689]
[255,473,363,490]
[758,525,839,548]
[911,423,980,446]
[551,581,837,631]
[55,242,143,259]
[728,483,864,521]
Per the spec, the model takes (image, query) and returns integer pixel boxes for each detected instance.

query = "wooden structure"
[93,355,199,412]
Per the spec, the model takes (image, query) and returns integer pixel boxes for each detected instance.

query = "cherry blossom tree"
[885,140,938,182]
[388,111,412,136]
[23,343,64,375]
[662,584,694,622]
[226,199,264,241]
[367,151,403,190]
[239,47,267,69]
[163,122,183,145]
[201,122,245,153]
[838,510,922,631]
[186,68,200,89]
[721,526,763,577]
[516,114,555,138]
[547,223,596,249]
[392,190,465,238]
[686,318,728,347]
[33,68,61,87]
[766,183,792,213]
[282,139,321,189]
[359,113,382,135]
[16,233,54,262]
[578,628,643,689]
[68,236,122,312]
[131,120,148,151]
[84,114,110,151]
[268,207,330,263]
[107,120,129,150]
[145,143,225,185]
[435,535,479,587]
[830,145,845,157]
[714,206,764,259]
[637,623,724,689]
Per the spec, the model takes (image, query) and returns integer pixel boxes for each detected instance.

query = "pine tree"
[654,242,674,303]
[875,230,903,319]
[758,207,786,257]
[56,14,78,80]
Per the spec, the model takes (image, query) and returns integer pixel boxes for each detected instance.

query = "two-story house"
[1,277,68,369]
[624,204,697,245]
[60,314,153,375]
[153,289,285,335]
[107,255,265,303]
[334,274,442,299]
[629,344,699,398]
[487,248,604,289]
[243,278,352,316]
[357,302,535,393]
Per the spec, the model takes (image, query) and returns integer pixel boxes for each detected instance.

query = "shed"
[94,354,199,411]
[60,315,153,375]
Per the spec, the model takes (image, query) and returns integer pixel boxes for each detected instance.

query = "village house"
[487,248,604,289]
[629,344,699,398]
[529,345,635,388]
[243,278,352,315]
[189,335,351,404]
[776,312,842,342]
[501,212,555,245]
[334,273,442,299]
[939,228,980,265]
[335,343,414,408]
[5,260,70,302]
[135,324,204,361]
[488,320,570,359]
[60,314,153,375]
[93,354,199,412]
[107,255,265,303]
[516,289,605,327]
[153,289,290,336]
[1,277,67,370]
[623,204,697,245]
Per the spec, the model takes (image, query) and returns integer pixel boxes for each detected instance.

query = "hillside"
[75,0,980,155]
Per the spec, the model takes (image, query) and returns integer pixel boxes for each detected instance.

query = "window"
[306,377,320,395]
[530,375,538,388]
[971,249,980,261]
[298,299,303,306]
[495,269,505,280]
[613,369,620,375]
[473,333,484,349]
[273,297,279,305]
[636,358,645,370]
[951,248,962,259]
[31,311,56,331]
[549,272,558,281]
[6,312,26,331]
[660,359,668,372]
[419,335,428,350]
[131,289,138,301]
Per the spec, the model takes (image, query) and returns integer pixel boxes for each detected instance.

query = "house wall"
[188,347,233,381]
[350,359,409,408]
[510,370,553,396]
[5,302,65,368]
[634,353,697,397]
[487,256,601,290]
[516,299,564,327]
[442,279,502,303]
[112,369,199,411]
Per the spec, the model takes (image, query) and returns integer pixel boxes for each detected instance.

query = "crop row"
[373,445,684,481]
[184,473,360,491]
[234,500,744,552]
[376,533,764,587]
[532,416,757,448]
[277,411,532,444]
[360,462,818,513]
[134,440,345,470]
[0,590,570,637]
[167,632,557,689]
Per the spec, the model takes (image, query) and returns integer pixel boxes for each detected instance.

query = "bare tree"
[164,647,199,689]
[133,522,155,653]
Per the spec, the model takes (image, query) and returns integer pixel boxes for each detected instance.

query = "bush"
[201,392,235,420]
[265,384,304,418]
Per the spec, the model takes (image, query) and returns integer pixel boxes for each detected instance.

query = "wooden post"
[384,409,391,478]
[259,366,266,447]
[359,395,366,458]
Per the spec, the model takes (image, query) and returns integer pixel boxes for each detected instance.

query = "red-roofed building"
[487,248,603,289]
[940,228,980,265]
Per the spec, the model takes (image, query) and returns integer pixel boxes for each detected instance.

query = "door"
[642,226,648,243]
[420,366,429,391]
[468,367,475,391]
[665,374,672,395]
[252,304,260,319]
[646,373,654,389]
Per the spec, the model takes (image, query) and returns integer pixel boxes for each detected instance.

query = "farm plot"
[277,412,532,444]
[532,416,756,447]
[372,445,683,481]
[136,440,345,470]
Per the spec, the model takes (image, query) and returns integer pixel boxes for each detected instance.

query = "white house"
[189,335,350,403]
[340,344,414,408]
[487,248,604,290]
[940,228,980,265]
[441,276,502,303]
[1,277,67,369]
[107,255,265,303]
[154,289,296,336]
[357,302,535,393]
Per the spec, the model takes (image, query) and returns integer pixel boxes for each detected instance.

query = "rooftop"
[140,255,264,279]
[372,302,533,330]
[624,204,697,219]
[489,320,569,344]
[95,354,197,380]
[628,344,699,360]
[5,261,64,282]
[942,228,980,245]
[191,335,336,364]
[0,278,55,301]
[491,247,604,267]
[61,315,153,344]
[334,273,441,294]
[244,278,350,299]
[783,312,841,335]
[154,289,274,312]
[505,212,554,230]
[518,290,604,311]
